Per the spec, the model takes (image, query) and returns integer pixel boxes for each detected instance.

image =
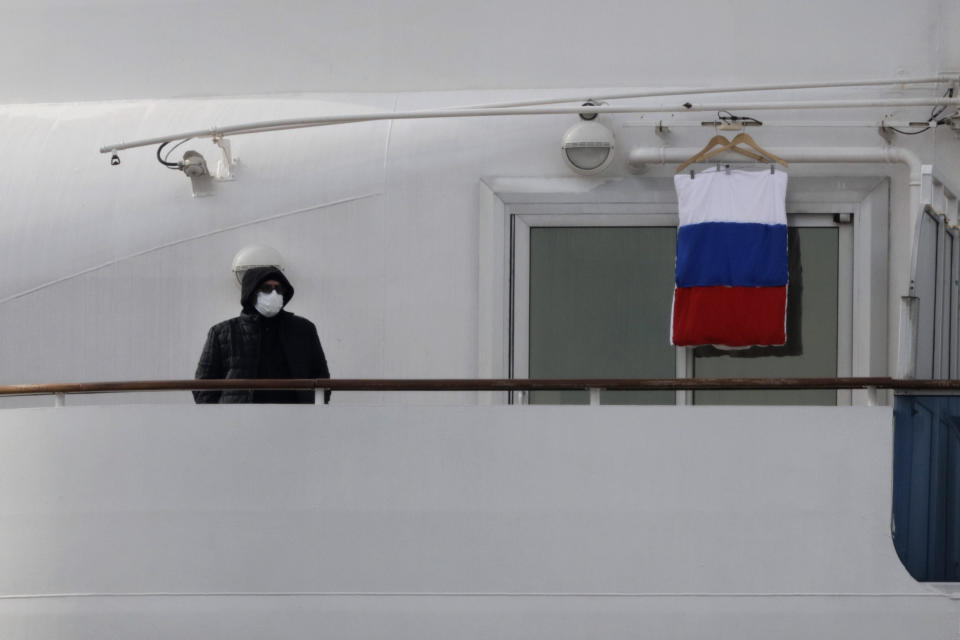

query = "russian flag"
[671,168,788,347]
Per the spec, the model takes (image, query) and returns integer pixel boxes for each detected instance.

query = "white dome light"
[561,121,616,175]
[231,245,285,286]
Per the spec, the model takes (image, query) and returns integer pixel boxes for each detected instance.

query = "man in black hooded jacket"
[193,266,331,404]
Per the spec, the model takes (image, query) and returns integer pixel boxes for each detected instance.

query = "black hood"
[240,266,295,311]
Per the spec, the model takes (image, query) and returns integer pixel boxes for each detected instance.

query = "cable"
[890,88,958,135]
[156,139,192,169]
[929,87,954,120]
[156,141,180,168]
[717,110,763,126]
[164,138,192,163]
[888,125,931,135]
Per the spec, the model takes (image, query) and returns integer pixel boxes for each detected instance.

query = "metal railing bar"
[4,377,960,397]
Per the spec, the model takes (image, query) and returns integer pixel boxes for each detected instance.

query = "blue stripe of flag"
[676,222,788,288]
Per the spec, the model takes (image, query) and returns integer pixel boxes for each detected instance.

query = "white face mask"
[255,290,284,317]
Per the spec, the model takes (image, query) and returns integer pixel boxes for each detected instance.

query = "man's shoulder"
[207,312,315,332]
[208,315,250,333]
[279,311,317,330]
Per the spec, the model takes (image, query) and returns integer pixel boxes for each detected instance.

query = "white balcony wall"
[0,404,952,639]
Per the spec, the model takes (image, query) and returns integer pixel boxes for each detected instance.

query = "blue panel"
[948,427,960,574]
[907,406,932,576]
[676,222,788,287]
[893,395,960,581]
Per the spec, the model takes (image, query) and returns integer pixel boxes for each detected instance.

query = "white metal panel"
[0,404,950,639]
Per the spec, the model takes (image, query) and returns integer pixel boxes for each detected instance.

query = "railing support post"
[53,392,65,407]
[589,388,601,406]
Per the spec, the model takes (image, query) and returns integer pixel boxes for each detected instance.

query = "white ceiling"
[1,0,957,104]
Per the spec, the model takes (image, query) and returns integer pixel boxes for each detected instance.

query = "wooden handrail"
[2,377,960,396]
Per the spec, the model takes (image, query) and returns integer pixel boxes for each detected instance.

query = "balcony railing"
[2,377,960,406]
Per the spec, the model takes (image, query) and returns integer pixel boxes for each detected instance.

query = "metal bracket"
[212,137,237,180]
[833,213,854,225]
[588,387,601,406]
[878,120,895,143]
[189,175,214,198]
[947,112,960,138]
[717,121,743,132]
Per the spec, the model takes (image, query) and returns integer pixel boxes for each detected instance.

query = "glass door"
[527,226,676,405]
[517,214,850,405]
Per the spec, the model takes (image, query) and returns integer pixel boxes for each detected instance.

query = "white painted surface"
[0,0,952,103]
[0,0,956,398]
[0,90,946,403]
[0,2,958,636]
[0,406,958,638]
[0,404,953,638]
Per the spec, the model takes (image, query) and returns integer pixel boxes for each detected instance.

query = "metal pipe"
[624,120,937,129]
[99,98,960,153]
[628,146,921,172]
[460,75,952,110]
[2,377,959,397]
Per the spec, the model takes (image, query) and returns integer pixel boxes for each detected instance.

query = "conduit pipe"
[628,146,920,176]
[99,98,960,153]
[462,75,951,110]
[629,145,922,378]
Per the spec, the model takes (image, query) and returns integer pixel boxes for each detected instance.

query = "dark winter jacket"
[193,267,331,404]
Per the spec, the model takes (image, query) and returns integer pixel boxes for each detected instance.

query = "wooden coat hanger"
[700,132,789,168]
[675,134,765,174]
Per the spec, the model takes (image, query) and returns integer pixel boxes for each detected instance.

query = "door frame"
[479,176,889,405]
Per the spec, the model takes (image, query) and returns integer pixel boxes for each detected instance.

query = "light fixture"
[178,150,213,197]
[561,120,616,175]
[231,245,285,286]
[181,151,209,178]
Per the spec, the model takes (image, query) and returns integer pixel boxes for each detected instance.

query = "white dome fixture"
[231,245,285,286]
[561,120,616,175]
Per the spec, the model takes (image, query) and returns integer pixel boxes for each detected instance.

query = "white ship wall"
[0,2,959,637]
[0,0,957,399]
[0,94,937,404]
[0,0,955,104]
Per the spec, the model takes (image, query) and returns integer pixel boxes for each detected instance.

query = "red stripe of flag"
[672,286,787,347]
